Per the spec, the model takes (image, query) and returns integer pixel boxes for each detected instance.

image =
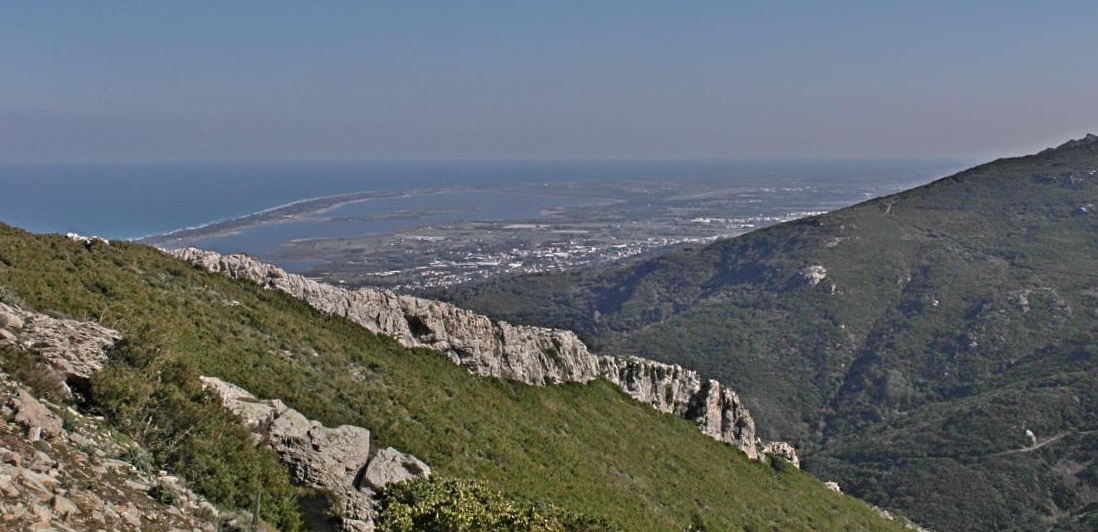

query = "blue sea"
[0,159,966,244]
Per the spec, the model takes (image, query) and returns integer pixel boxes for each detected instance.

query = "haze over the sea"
[3,2,1096,164]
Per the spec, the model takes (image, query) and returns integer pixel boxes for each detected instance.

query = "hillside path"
[988,428,1098,457]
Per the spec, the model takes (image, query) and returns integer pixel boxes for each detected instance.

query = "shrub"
[376,477,621,532]
[89,337,303,531]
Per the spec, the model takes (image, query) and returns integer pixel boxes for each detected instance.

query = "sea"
[0,159,967,251]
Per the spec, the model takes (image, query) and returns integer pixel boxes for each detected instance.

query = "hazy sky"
[2,2,1096,162]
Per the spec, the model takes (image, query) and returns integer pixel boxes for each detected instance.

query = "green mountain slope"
[0,225,904,531]
[439,136,1098,530]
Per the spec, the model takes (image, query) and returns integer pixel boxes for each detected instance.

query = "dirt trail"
[989,428,1098,457]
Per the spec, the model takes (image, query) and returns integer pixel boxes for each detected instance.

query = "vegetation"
[88,335,303,530]
[375,477,620,532]
[0,224,903,530]
[438,137,1098,530]
[0,343,70,402]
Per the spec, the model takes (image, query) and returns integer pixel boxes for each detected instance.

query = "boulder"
[760,440,800,468]
[199,376,285,430]
[203,376,381,526]
[361,447,431,492]
[9,390,62,440]
[267,410,372,491]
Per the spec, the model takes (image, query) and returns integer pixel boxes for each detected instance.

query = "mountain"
[438,135,1098,531]
[0,225,906,530]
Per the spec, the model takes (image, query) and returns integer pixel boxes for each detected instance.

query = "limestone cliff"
[170,248,792,463]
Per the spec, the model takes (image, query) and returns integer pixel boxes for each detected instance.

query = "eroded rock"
[0,302,120,385]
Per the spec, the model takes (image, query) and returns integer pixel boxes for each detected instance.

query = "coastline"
[138,187,466,247]
[138,185,612,248]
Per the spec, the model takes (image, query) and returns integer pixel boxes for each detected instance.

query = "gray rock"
[171,248,601,386]
[0,303,120,385]
[198,376,285,430]
[10,389,63,440]
[760,440,800,468]
[342,518,375,532]
[267,409,372,493]
[598,358,760,459]
[17,468,58,493]
[172,248,792,463]
[1,449,21,466]
[0,477,19,498]
[361,447,430,492]
[202,376,378,526]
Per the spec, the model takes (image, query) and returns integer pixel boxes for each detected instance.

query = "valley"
[438,135,1098,531]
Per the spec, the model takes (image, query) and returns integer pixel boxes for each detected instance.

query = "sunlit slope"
[0,225,904,531]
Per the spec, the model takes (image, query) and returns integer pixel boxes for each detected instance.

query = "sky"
[1,1,1096,163]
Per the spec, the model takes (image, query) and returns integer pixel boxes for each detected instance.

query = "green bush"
[376,477,621,532]
[89,337,303,531]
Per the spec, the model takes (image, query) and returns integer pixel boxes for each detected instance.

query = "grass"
[0,224,903,531]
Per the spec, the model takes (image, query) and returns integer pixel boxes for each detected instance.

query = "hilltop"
[439,136,1098,530]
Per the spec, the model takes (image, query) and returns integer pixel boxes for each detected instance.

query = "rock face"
[173,248,601,385]
[0,302,121,391]
[172,248,792,463]
[598,356,759,458]
[200,376,430,529]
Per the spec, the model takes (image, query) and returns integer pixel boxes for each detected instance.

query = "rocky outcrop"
[361,448,431,492]
[200,376,430,530]
[173,248,601,385]
[0,372,221,531]
[171,248,794,464]
[9,389,63,441]
[760,440,800,468]
[64,232,110,248]
[0,302,121,393]
[598,356,759,458]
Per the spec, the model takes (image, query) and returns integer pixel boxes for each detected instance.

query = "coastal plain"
[147,175,934,291]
